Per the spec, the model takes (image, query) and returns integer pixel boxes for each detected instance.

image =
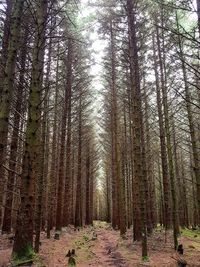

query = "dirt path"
[88,228,128,267]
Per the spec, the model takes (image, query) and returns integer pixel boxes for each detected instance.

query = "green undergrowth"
[32,254,45,267]
[73,230,94,261]
[11,244,45,267]
[68,257,76,266]
[93,220,108,228]
[74,233,90,249]
[11,244,36,266]
[142,256,149,262]
[181,228,200,239]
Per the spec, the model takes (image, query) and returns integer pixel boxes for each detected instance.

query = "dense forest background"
[0,0,200,265]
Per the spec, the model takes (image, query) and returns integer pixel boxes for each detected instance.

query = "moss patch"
[72,232,94,262]
[181,228,200,239]
[142,255,149,262]
[11,244,35,266]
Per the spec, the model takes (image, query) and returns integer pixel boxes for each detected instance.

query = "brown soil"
[0,223,200,267]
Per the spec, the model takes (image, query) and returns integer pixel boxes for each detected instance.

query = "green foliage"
[11,244,35,266]
[181,228,200,239]
[74,234,90,249]
[142,255,149,262]
[68,256,76,266]
[83,235,89,242]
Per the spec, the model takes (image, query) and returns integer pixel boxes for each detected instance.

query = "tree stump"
[92,232,97,241]
[54,233,60,240]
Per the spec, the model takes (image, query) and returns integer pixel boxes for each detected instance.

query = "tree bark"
[2,24,29,233]
[176,13,200,223]
[156,21,178,249]
[153,32,171,229]
[13,0,47,257]
[110,19,126,236]
[55,39,73,231]
[75,93,83,227]
[126,0,148,256]
[63,39,73,227]
[0,0,13,97]
[47,42,60,238]
[0,0,25,228]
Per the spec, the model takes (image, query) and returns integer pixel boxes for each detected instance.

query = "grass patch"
[72,232,94,262]
[68,257,76,266]
[11,244,35,266]
[82,235,89,242]
[181,228,200,239]
[93,221,108,228]
[142,255,149,262]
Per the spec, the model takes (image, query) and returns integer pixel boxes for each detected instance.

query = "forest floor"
[0,222,200,267]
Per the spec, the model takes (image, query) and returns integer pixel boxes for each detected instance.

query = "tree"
[13,0,48,257]
[0,0,25,225]
[125,0,148,257]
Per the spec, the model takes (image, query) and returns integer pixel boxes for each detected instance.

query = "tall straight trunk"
[85,142,91,225]
[47,43,60,238]
[110,20,126,236]
[189,147,198,226]
[55,97,66,231]
[41,31,52,230]
[153,33,171,229]
[126,0,147,257]
[106,167,111,222]
[110,77,118,229]
[75,94,83,227]
[0,0,13,96]
[55,40,73,231]
[13,0,47,257]
[176,13,200,223]
[123,97,131,228]
[172,121,182,226]
[2,24,29,233]
[143,83,156,232]
[111,125,118,229]
[197,0,200,37]
[127,13,141,242]
[128,85,134,229]
[156,23,178,249]
[70,141,76,225]
[34,27,52,252]
[0,0,25,227]
[180,150,189,227]
[89,170,94,225]
[63,39,73,226]
[158,157,164,226]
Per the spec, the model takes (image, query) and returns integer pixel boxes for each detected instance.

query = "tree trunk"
[47,42,60,238]
[110,19,126,236]
[85,142,91,225]
[63,39,73,227]
[176,13,200,223]
[13,0,47,257]
[156,22,178,249]
[197,0,200,37]
[55,39,73,232]
[153,32,171,229]
[143,82,156,233]
[75,93,83,227]
[34,22,51,252]
[126,0,148,257]
[2,24,29,233]
[0,0,25,228]
[0,0,13,97]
